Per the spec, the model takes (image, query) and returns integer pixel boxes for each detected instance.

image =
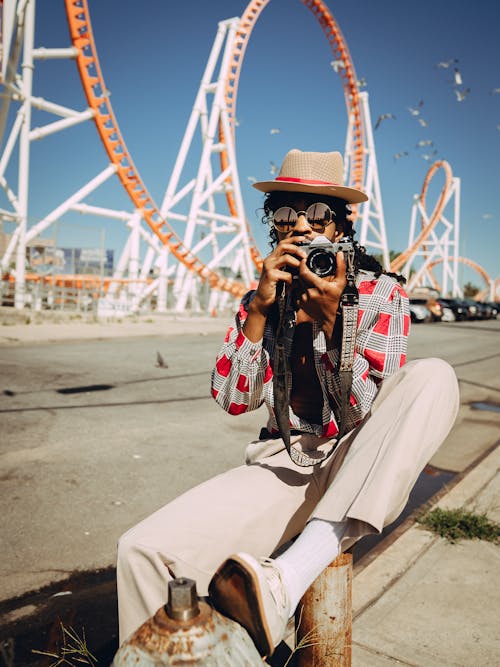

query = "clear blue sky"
[13,0,500,293]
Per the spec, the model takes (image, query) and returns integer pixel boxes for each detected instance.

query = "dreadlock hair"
[261,191,405,284]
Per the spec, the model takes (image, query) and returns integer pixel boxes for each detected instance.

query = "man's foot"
[208,552,291,657]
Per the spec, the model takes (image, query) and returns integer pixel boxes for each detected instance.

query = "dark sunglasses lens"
[307,203,332,227]
[273,206,296,227]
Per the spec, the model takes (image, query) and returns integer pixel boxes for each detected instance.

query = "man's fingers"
[335,250,346,277]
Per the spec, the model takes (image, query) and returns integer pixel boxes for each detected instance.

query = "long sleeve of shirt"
[211,272,410,437]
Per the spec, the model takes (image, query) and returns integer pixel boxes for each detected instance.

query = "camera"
[293,236,355,277]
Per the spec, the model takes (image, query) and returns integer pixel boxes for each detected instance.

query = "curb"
[352,441,500,617]
[0,316,232,345]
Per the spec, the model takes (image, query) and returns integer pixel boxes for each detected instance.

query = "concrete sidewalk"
[351,442,500,666]
[1,313,498,665]
[0,310,233,344]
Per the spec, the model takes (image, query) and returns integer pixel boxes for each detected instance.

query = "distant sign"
[61,248,114,275]
[28,246,114,275]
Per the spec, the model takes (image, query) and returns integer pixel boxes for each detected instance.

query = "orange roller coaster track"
[220,0,364,210]
[427,256,492,292]
[219,0,365,271]
[64,0,247,298]
[390,160,454,274]
[66,0,365,287]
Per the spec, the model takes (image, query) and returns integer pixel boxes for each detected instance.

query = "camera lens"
[306,248,336,277]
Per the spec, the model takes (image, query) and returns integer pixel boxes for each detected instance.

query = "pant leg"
[117,446,321,643]
[311,358,459,545]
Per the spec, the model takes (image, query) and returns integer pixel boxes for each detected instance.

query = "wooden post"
[294,553,352,666]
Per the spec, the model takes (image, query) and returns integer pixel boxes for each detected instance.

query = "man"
[117,149,459,657]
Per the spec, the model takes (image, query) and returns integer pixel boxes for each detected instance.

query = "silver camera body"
[299,236,355,277]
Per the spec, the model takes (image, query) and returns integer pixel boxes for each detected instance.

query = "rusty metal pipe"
[295,553,353,666]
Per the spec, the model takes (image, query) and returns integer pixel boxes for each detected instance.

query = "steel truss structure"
[4,0,489,315]
[392,161,461,295]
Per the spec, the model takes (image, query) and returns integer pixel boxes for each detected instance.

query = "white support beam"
[32,46,79,60]
[28,108,94,140]
[14,0,35,309]
[354,91,390,268]
[26,164,117,242]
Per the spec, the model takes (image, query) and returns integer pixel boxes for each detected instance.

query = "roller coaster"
[0,0,496,313]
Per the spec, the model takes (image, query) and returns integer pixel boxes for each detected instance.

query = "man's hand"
[293,251,347,341]
[250,237,309,316]
[243,238,308,342]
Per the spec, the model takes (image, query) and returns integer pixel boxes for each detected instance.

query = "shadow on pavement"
[0,465,455,666]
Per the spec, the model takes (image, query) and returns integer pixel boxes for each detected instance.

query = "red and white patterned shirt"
[211,271,410,438]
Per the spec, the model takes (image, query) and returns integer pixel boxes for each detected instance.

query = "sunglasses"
[271,202,336,232]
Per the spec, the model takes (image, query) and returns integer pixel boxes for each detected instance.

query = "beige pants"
[117,358,459,643]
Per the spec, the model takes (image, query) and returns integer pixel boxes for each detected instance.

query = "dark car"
[455,298,479,320]
[475,302,498,319]
[485,302,499,319]
[475,302,492,319]
[462,299,483,320]
[436,298,467,322]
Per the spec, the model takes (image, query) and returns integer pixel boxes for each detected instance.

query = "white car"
[440,306,456,322]
[409,302,432,323]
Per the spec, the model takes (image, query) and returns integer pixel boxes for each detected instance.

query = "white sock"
[274,519,348,615]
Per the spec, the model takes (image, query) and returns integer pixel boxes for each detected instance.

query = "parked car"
[485,302,499,319]
[409,299,433,323]
[475,302,492,319]
[409,297,441,322]
[439,305,456,322]
[437,297,467,322]
[461,299,480,320]
[480,302,500,319]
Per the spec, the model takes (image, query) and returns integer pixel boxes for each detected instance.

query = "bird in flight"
[454,87,470,102]
[408,100,424,116]
[416,139,434,148]
[375,113,396,130]
[436,58,458,69]
[270,161,278,175]
[453,67,463,86]
[270,128,281,135]
[393,151,409,160]
[330,59,345,72]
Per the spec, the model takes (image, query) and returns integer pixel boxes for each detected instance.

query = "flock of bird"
[371,58,475,163]
[372,59,498,165]
[244,57,498,201]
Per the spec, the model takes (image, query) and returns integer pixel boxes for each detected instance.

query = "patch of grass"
[32,622,97,666]
[284,605,325,667]
[417,506,500,544]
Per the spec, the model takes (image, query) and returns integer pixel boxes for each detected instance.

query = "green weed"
[417,506,500,544]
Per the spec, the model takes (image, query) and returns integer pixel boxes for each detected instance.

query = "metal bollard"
[294,553,352,666]
[111,577,263,666]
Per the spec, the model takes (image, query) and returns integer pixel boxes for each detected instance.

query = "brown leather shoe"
[208,552,291,657]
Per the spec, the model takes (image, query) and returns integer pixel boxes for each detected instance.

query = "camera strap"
[273,259,359,467]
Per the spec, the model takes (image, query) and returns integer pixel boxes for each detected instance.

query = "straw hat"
[252,148,368,204]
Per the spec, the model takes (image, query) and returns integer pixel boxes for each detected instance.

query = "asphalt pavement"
[0,311,499,666]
